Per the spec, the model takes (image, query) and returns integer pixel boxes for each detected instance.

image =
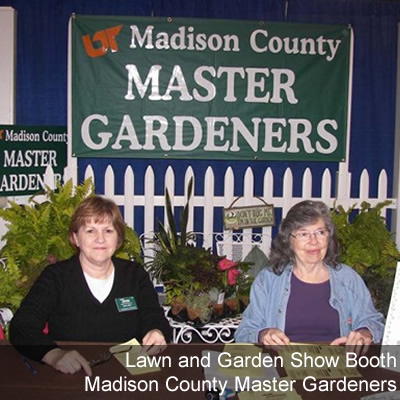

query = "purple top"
[285,273,340,342]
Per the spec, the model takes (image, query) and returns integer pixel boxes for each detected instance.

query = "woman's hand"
[330,328,373,355]
[259,328,291,346]
[42,348,92,375]
[141,329,167,356]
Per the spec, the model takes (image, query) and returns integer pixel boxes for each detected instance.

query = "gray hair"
[268,200,340,274]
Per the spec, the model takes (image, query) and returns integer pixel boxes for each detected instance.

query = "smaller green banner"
[0,125,67,196]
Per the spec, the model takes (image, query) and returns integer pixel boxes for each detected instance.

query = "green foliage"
[152,177,194,258]
[185,289,212,323]
[115,222,142,262]
[331,201,400,315]
[233,264,253,298]
[147,177,253,309]
[0,179,142,311]
[153,244,223,303]
[147,178,223,302]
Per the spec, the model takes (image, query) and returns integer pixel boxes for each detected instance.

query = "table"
[1,342,400,400]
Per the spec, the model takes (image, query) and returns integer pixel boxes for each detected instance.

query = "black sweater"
[9,255,172,361]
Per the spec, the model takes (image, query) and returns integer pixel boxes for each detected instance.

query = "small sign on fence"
[223,198,275,230]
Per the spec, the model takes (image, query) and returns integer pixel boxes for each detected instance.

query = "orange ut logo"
[82,25,123,58]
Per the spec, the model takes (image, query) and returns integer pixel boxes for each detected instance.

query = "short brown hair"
[68,195,125,250]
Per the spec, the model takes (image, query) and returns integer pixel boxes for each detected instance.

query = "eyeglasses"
[88,345,132,368]
[290,229,329,242]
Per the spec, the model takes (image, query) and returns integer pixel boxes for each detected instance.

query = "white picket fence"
[80,163,396,259]
[1,163,397,259]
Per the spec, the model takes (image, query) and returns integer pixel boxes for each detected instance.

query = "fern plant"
[331,200,400,315]
[0,178,142,310]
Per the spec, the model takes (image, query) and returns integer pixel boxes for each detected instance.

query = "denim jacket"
[234,264,384,343]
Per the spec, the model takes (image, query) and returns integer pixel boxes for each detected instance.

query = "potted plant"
[331,200,400,316]
[0,178,142,312]
[185,289,212,323]
[146,178,252,323]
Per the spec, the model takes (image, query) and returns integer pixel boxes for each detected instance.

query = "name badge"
[115,296,138,312]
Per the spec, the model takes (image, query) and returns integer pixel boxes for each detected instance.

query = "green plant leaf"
[164,188,178,252]
[331,200,400,316]
[180,177,193,246]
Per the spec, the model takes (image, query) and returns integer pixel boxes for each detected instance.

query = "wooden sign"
[223,204,274,230]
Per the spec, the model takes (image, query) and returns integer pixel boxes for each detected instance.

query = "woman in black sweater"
[10,195,171,375]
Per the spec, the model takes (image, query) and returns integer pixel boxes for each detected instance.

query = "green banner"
[0,125,67,196]
[71,16,352,161]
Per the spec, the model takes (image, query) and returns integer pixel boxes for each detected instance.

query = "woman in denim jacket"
[235,200,384,353]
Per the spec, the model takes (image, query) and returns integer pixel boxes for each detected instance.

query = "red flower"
[218,258,240,286]
[218,258,237,271]
[227,268,240,285]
